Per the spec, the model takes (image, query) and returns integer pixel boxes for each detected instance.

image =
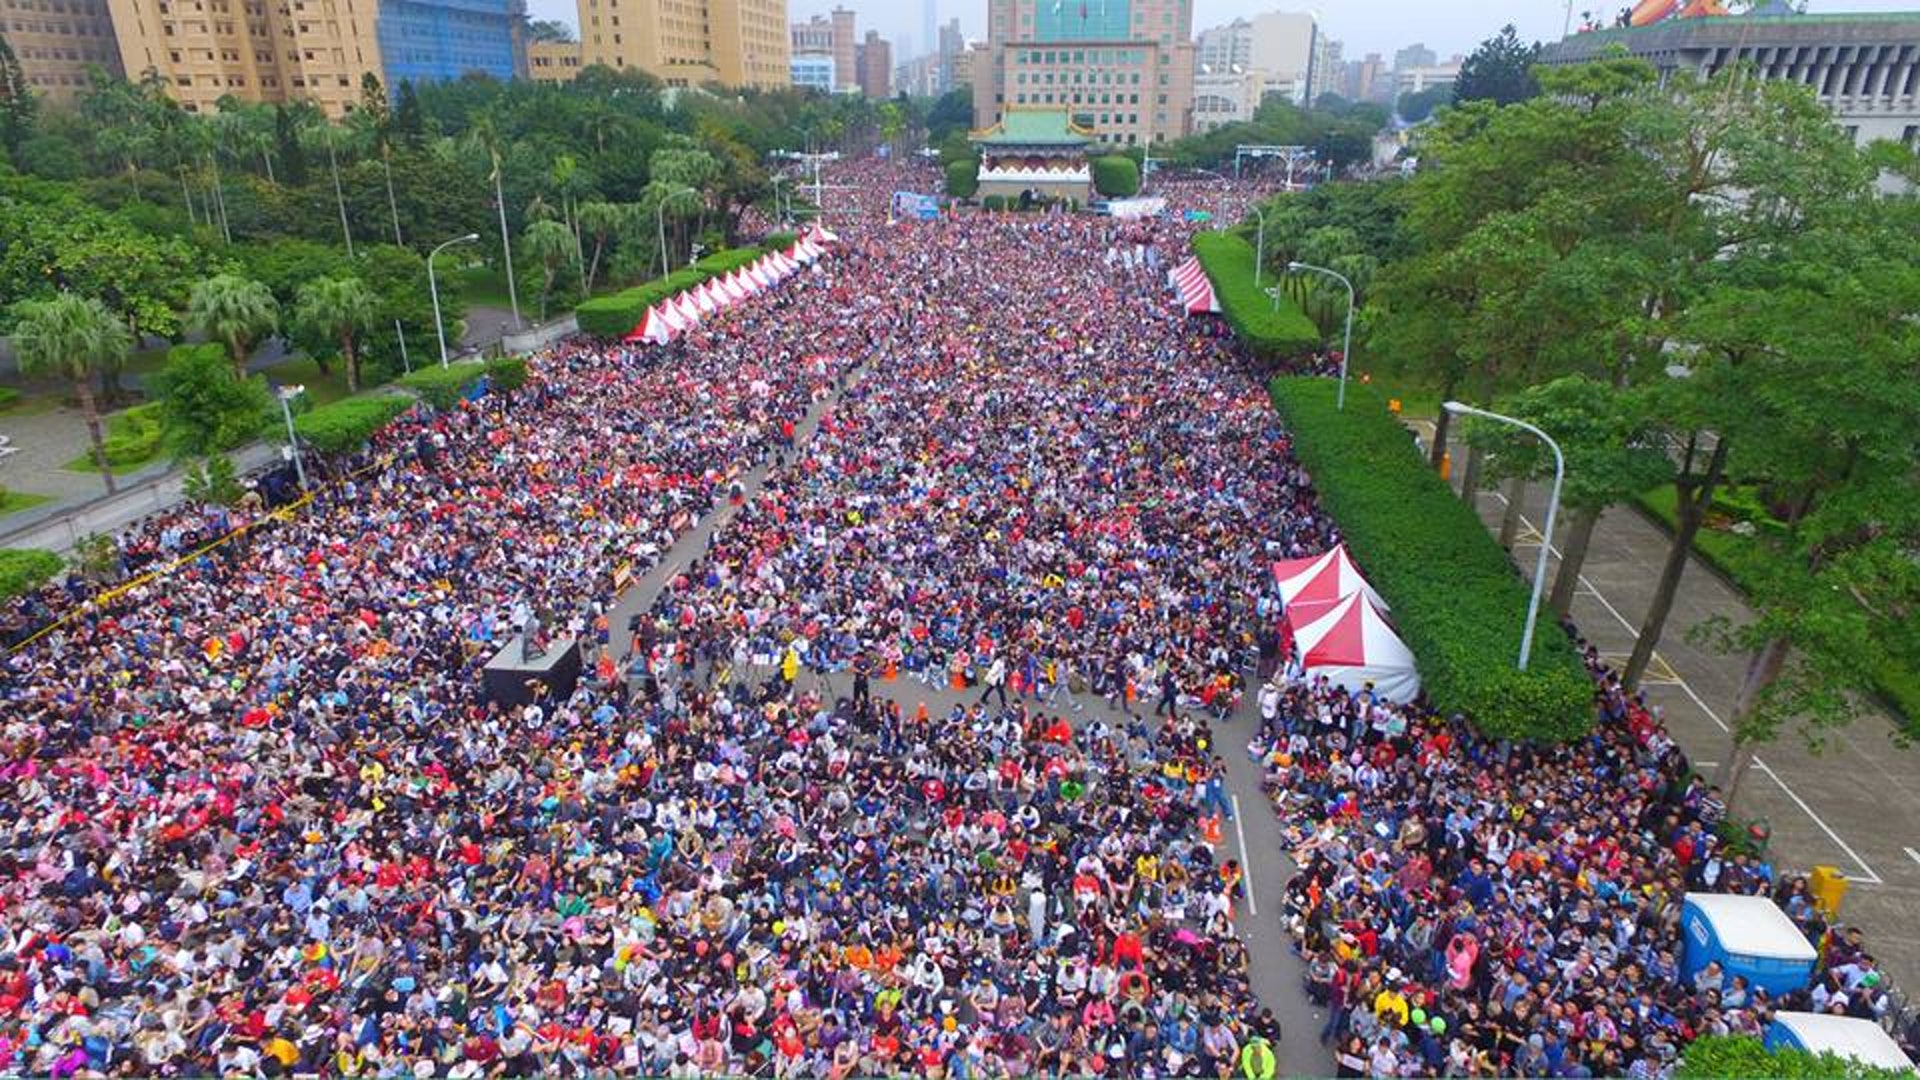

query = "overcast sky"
[532,0,1920,71]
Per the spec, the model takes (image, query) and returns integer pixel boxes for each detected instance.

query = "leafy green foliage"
[1676,1035,1914,1079]
[397,360,488,410]
[1452,25,1542,106]
[95,404,166,467]
[1091,155,1140,198]
[1160,98,1383,171]
[152,343,273,457]
[1397,85,1453,123]
[182,453,245,506]
[186,273,279,372]
[291,395,412,453]
[945,159,979,199]
[485,356,529,394]
[0,549,62,601]
[1190,232,1321,358]
[1271,378,1594,740]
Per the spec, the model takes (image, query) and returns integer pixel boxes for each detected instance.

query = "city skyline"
[526,0,1920,72]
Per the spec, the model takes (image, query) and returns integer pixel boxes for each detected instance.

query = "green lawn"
[62,451,158,475]
[0,491,52,516]
[1360,369,1444,420]
[452,265,523,311]
[256,355,357,406]
[1636,485,1920,730]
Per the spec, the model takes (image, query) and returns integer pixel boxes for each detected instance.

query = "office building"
[895,51,938,96]
[972,0,1195,147]
[919,0,933,83]
[106,0,385,115]
[791,48,832,90]
[378,0,526,84]
[1541,8,1920,150]
[1343,51,1387,103]
[1191,9,1338,125]
[1196,11,1314,79]
[1392,42,1435,71]
[1394,60,1459,96]
[2,0,124,103]
[527,36,581,81]
[578,0,789,89]
[791,8,851,89]
[937,16,964,88]
[855,27,887,97]
[829,5,853,88]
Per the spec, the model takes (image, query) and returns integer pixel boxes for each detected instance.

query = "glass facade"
[1031,0,1130,43]
[378,0,524,84]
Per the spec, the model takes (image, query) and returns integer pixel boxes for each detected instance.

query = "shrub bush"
[99,404,165,467]
[293,396,413,454]
[1192,232,1322,359]
[0,549,62,601]
[983,195,1007,212]
[485,356,530,394]
[398,361,489,410]
[1676,1034,1914,1079]
[945,158,979,199]
[1271,377,1593,741]
[0,387,21,411]
[1092,154,1141,198]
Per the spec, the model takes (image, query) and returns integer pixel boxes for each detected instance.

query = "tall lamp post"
[655,185,699,281]
[428,233,480,368]
[1287,260,1356,411]
[1249,206,1267,287]
[1442,400,1565,671]
[276,384,308,491]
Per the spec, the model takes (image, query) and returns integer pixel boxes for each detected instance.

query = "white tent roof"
[1684,894,1819,962]
[625,305,673,344]
[1770,1013,1916,1073]
[1293,592,1420,703]
[672,293,702,324]
[748,260,777,288]
[1273,544,1388,625]
[689,282,719,314]
[657,300,689,334]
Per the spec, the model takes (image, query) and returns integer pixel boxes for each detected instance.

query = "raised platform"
[482,635,583,707]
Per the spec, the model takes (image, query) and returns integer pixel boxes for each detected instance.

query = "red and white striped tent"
[624,305,675,344]
[748,260,777,288]
[689,281,720,315]
[1272,544,1389,628]
[1292,592,1421,703]
[768,250,800,277]
[715,272,747,304]
[1169,257,1219,315]
[807,223,840,244]
[657,299,690,335]
[672,292,702,325]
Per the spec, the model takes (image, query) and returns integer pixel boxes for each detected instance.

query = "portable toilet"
[1765,1012,1915,1073]
[1680,893,1818,996]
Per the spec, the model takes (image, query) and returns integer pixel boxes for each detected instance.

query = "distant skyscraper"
[921,0,936,65]
[973,0,1195,147]
[937,17,964,91]
[1393,42,1436,72]
[855,28,890,98]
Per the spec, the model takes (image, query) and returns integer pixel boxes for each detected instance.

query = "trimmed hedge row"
[293,396,414,454]
[398,361,489,410]
[575,241,795,339]
[0,549,63,601]
[1272,377,1593,741]
[1192,231,1322,358]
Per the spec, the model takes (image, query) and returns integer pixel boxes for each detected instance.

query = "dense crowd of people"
[0,155,1907,1079]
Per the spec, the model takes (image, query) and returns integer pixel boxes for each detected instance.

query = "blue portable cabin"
[1765,1012,1915,1073]
[1680,892,1817,997]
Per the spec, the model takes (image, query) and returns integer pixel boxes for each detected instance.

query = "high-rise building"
[526,37,582,81]
[377,0,526,84]
[791,48,833,91]
[855,27,888,98]
[1343,51,1387,103]
[919,0,934,79]
[792,9,853,91]
[578,0,787,89]
[895,52,939,96]
[1392,42,1436,72]
[937,16,964,90]
[972,0,1195,147]
[106,0,384,115]
[2,0,124,104]
[1191,10,1332,126]
[1308,30,1339,104]
[829,6,854,89]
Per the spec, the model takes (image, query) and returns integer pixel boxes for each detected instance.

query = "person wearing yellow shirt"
[1373,983,1411,1027]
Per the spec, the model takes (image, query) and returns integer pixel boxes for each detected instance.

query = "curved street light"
[428,233,481,368]
[1287,260,1356,411]
[1442,400,1566,672]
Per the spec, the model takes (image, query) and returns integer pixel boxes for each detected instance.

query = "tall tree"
[1453,25,1542,106]
[9,293,134,493]
[152,343,272,456]
[293,277,376,392]
[577,200,627,295]
[187,274,279,378]
[297,111,356,257]
[522,219,574,320]
[463,114,521,328]
[0,36,37,160]
[356,73,404,246]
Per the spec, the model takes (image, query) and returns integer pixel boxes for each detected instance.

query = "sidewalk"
[0,441,282,554]
[1428,425,1920,992]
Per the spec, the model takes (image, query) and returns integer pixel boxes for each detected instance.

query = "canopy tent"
[1293,592,1420,702]
[1169,257,1219,315]
[689,282,719,315]
[716,273,748,303]
[807,223,841,244]
[672,293,702,325]
[748,260,777,288]
[1765,1013,1915,1073]
[624,305,675,344]
[657,300,690,335]
[768,250,799,277]
[1272,545,1389,627]
[788,241,820,266]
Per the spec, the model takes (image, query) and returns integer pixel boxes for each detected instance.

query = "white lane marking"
[1232,794,1258,917]
[1474,486,1885,886]
[1905,847,1920,869]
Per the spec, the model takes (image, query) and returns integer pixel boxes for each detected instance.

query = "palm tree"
[293,277,375,393]
[463,114,522,329]
[10,293,134,494]
[188,274,279,378]
[523,219,574,321]
[578,201,627,297]
[297,111,356,257]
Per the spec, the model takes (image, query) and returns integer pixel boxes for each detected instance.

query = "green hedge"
[946,158,979,199]
[292,396,414,454]
[1092,154,1141,198]
[0,549,62,601]
[575,242,794,339]
[1192,231,1322,358]
[1676,1035,1914,1079]
[486,356,529,394]
[398,361,488,410]
[101,403,166,467]
[1272,377,1593,741]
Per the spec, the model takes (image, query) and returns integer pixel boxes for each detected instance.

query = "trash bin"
[1808,866,1849,919]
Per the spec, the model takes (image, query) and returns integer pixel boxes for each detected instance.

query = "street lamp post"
[1442,400,1565,671]
[1249,206,1267,288]
[428,233,480,368]
[1287,260,1356,411]
[276,384,308,491]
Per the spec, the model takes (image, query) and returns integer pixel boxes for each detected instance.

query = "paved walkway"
[602,362,1335,1075]
[1424,422,1920,993]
